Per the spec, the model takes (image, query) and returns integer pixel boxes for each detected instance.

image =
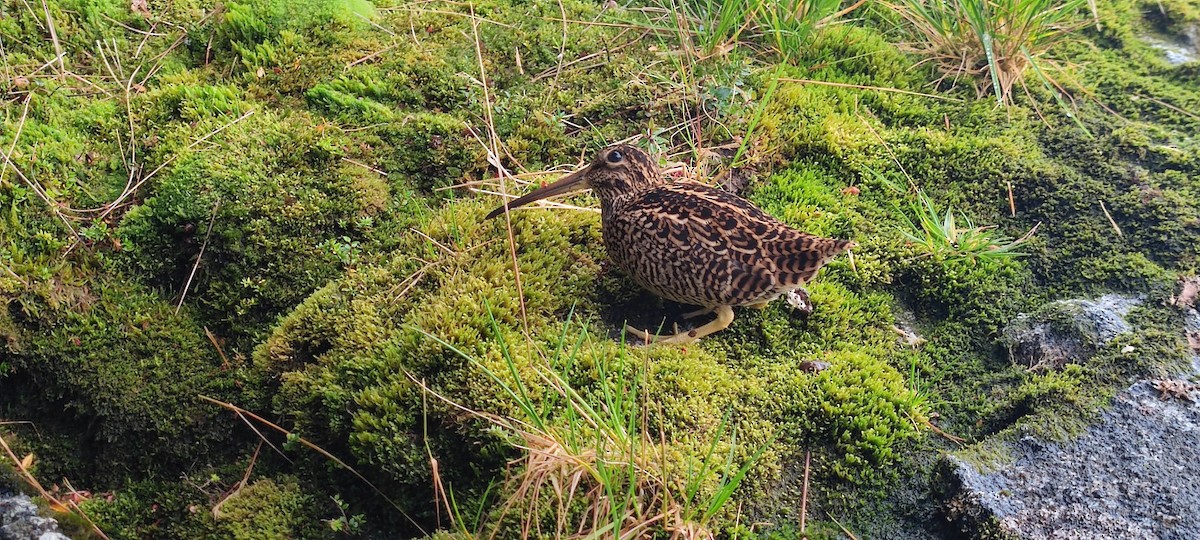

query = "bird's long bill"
[484,166,590,220]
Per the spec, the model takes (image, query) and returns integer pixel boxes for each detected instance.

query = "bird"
[485,144,855,344]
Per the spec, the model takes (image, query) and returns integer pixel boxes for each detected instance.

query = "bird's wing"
[613,181,849,304]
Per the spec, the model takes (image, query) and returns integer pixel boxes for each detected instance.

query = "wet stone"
[938,376,1200,540]
[1000,295,1141,370]
[1140,25,1200,65]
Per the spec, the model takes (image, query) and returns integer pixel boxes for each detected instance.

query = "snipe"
[486,145,854,344]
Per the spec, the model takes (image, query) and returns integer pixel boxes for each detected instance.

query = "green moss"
[217,0,374,69]
[116,107,389,344]
[0,278,244,483]
[786,350,922,483]
[215,478,321,540]
[4,0,1199,534]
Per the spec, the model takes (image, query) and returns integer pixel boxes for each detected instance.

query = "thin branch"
[40,0,65,79]
[212,442,262,519]
[1099,200,1123,237]
[176,200,220,315]
[0,432,109,539]
[197,394,428,535]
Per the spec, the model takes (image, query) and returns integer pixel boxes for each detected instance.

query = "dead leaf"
[1169,276,1199,308]
[20,453,34,469]
[131,0,150,16]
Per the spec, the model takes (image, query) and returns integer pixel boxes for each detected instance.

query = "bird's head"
[485,145,664,219]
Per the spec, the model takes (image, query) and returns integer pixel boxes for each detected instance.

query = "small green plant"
[750,0,845,60]
[321,236,362,267]
[885,0,1091,104]
[659,0,855,59]
[326,495,366,535]
[900,190,1036,264]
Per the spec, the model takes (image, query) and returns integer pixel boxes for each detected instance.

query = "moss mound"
[2,0,1199,537]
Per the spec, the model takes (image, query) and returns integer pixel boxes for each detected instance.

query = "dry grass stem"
[0,95,79,238]
[827,512,860,540]
[1134,94,1200,122]
[1099,200,1123,237]
[341,156,388,176]
[800,450,811,534]
[211,442,262,519]
[0,431,110,539]
[204,327,232,370]
[175,200,221,315]
[97,109,256,222]
[858,113,918,191]
[40,0,64,79]
[468,3,529,334]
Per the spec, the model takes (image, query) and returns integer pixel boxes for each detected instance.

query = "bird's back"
[602,181,852,307]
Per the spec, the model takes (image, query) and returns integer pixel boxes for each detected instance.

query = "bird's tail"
[777,236,855,286]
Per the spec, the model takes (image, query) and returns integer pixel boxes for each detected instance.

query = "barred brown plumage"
[486,144,854,344]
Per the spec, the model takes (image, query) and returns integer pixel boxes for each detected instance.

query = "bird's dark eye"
[606,150,624,163]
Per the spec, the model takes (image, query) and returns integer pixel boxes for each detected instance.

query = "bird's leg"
[749,301,770,310]
[681,306,714,319]
[626,306,735,345]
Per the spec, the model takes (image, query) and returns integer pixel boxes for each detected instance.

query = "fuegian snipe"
[485,145,854,344]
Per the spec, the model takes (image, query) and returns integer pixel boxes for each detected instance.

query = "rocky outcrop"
[939,293,1200,540]
[0,492,70,540]
[1000,295,1141,370]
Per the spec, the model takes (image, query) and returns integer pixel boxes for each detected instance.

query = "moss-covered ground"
[1,0,1198,538]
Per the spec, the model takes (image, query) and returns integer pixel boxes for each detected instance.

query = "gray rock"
[1001,295,1141,370]
[1141,25,1200,65]
[939,377,1200,540]
[0,493,70,540]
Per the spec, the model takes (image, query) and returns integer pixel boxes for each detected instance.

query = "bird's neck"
[598,192,636,217]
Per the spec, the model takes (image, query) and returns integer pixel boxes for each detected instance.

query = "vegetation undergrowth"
[883,0,1095,104]
[418,308,773,539]
[1,0,1198,538]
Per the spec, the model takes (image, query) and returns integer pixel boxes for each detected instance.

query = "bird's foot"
[681,306,714,319]
[624,306,735,345]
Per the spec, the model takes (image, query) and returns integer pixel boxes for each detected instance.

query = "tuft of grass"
[661,0,858,60]
[415,305,770,539]
[884,0,1091,104]
[900,190,1037,264]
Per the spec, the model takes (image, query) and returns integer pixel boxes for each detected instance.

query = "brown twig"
[799,450,811,536]
[827,512,860,540]
[1099,200,1123,237]
[1007,181,1016,217]
[341,156,388,177]
[211,442,262,519]
[1134,93,1200,122]
[0,431,110,539]
[204,327,231,371]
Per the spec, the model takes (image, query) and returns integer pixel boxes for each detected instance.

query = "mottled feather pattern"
[604,180,851,307]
